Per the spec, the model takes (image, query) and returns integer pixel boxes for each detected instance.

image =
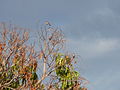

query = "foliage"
[0,22,87,90]
[55,54,79,89]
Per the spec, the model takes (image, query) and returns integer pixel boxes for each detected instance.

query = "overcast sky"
[0,0,120,90]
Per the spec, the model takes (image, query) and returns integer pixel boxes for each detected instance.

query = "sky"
[0,0,120,90]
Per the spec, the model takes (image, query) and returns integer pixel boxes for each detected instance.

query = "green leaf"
[30,72,38,80]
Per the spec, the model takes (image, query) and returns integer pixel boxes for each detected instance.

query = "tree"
[0,22,87,90]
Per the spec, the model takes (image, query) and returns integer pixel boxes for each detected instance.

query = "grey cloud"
[108,0,120,15]
[64,6,120,39]
[91,70,120,90]
[67,37,120,59]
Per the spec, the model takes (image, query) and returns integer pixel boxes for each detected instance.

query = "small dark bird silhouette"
[45,21,51,26]
[73,55,75,58]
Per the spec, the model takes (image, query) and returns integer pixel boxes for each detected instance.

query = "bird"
[45,21,51,26]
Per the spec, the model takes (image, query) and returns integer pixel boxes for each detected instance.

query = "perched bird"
[45,21,51,26]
